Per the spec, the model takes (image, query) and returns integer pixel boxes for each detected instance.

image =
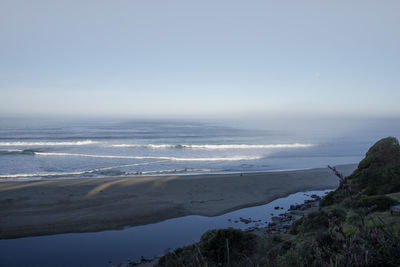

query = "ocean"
[0,117,398,181]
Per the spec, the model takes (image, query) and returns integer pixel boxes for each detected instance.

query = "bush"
[346,210,361,224]
[289,211,329,235]
[157,228,257,266]
[276,240,325,267]
[199,228,257,263]
[289,217,304,235]
[156,244,198,267]
[329,207,347,221]
[360,195,398,211]
[320,190,336,206]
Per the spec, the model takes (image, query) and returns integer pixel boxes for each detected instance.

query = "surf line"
[0,160,170,179]
[90,159,171,173]
[34,152,261,161]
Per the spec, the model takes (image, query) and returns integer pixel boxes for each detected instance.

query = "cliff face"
[349,137,400,195]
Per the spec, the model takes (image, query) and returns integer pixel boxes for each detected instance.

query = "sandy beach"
[0,164,356,239]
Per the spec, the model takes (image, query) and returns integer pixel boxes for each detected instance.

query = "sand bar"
[0,164,356,239]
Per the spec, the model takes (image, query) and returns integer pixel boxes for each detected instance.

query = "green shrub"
[289,211,329,235]
[360,195,398,211]
[289,217,304,235]
[314,231,334,247]
[199,228,257,263]
[329,207,347,221]
[156,244,197,267]
[320,190,336,206]
[346,210,361,224]
[341,197,353,208]
[276,240,325,267]
[343,225,358,235]
[368,225,400,266]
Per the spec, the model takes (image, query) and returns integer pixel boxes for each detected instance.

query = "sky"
[0,0,399,119]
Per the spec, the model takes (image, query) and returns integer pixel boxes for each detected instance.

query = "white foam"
[0,140,99,146]
[0,160,168,179]
[181,144,314,149]
[1,149,24,152]
[0,171,87,179]
[111,144,172,148]
[110,143,314,149]
[34,152,261,161]
[34,152,171,160]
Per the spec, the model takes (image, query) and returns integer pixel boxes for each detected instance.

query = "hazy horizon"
[1,1,400,118]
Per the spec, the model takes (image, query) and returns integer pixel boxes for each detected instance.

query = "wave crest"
[0,159,168,179]
[0,140,99,146]
[0,149,38,155]
[110,143,314,149]
[34,152,261,161]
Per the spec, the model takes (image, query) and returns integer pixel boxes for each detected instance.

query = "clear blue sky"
[0,0,399,118]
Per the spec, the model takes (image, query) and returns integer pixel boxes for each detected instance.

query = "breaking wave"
[0,160,168,179]
[0,140,99,146]
[34,152,262,161]
[110,143,314,149]
[0,141,314,150]
[0,149,38,155]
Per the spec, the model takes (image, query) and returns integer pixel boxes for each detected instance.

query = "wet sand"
[0,164,356,239]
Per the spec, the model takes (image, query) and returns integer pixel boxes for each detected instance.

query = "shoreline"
[1,165,339,182]
[0,164,356,239]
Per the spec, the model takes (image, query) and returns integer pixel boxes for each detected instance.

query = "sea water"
[1,117,395,181]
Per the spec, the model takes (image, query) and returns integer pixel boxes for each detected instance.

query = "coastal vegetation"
[156,137,400,266]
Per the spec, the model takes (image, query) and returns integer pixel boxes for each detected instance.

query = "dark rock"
[240,218,252,224]
[271,216,281,222]
[140,256,151,262]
